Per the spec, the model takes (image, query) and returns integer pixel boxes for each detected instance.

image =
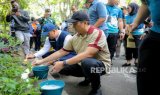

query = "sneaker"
[78,79,90,86]
[122,63,131,67]
[88,88,102,95]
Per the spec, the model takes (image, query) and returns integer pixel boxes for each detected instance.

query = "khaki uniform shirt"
[63,26,111,70]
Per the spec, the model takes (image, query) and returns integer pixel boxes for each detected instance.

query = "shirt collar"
[56,30,61,41]
[92,0,98,5]
[107,3,116,7]
[87,25,95,34]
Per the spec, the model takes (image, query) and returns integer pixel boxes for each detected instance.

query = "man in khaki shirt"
[33,11,111,95]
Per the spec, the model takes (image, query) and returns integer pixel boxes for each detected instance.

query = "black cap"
[67,11,89,23]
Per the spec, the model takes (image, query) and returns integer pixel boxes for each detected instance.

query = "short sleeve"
[88,30,106,50]
[118,9,123,19]
[125,15,130,24]
[62,37,74,52]
[96,2,107,18]
[141,0,147,5]
[63,35,73,47]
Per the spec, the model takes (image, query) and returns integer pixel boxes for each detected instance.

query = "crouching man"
[32,11,111,95]
[27,23,76,61]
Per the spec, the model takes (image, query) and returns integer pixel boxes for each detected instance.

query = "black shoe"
[122,63,131,67]
[78,79,90,86]
[88,88,102,95]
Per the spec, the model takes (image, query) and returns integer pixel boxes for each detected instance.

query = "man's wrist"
[120,29,125,34]
[63,60,68,66]
[120,32,125,34]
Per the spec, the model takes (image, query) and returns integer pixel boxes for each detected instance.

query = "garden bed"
[0,33,41,95]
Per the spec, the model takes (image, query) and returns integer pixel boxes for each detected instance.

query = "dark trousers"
[30,36,41,51]
[137,31,160,95]
[42,51,76,61]
[107,33,119,60]
[59,58,106,90]
[125,35,141,61]
[123,34,128,54]
[126,48,138,60]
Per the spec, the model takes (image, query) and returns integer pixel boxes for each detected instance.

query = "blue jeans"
[59,58,106,90]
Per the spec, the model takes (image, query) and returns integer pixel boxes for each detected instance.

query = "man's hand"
[32,59,43,66]
[26,54,35,59]
[119,32,125,40]
[10,12,16,15]
[128,23,139,33]
[52,61,64,73]
[140,33,147,40]
[15,12,21,16]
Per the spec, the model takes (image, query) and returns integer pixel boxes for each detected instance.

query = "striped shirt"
[63,26,111,68]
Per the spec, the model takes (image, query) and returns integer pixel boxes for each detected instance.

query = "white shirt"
[34,30,72,58]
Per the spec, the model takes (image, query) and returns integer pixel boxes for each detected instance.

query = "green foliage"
[0,55,41,95]
[0,0,10,32]
[0,32,40,95]
[0,33,21,53]
[125,0,141,5]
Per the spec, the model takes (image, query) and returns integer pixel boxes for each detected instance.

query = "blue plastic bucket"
[40,80,65,95]
[32,65,49,79]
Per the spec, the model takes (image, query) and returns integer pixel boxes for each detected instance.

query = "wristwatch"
[63,60,68,66]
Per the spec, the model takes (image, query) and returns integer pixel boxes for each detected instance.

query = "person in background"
[39,8,55,26]
[106,0,125,62]
[71,5,78,13]
[115,0,125,58]
[115,6,128,58]
[121,6,129,56]
[83,1,91,13]
[32,11,111,95]
[67,5,79,35]
[123,3,144,67]
[6,0,30,56]
[86,0,108,37]
[39,9,56,44]
[30,17,41,51]
[130,0,160,94]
